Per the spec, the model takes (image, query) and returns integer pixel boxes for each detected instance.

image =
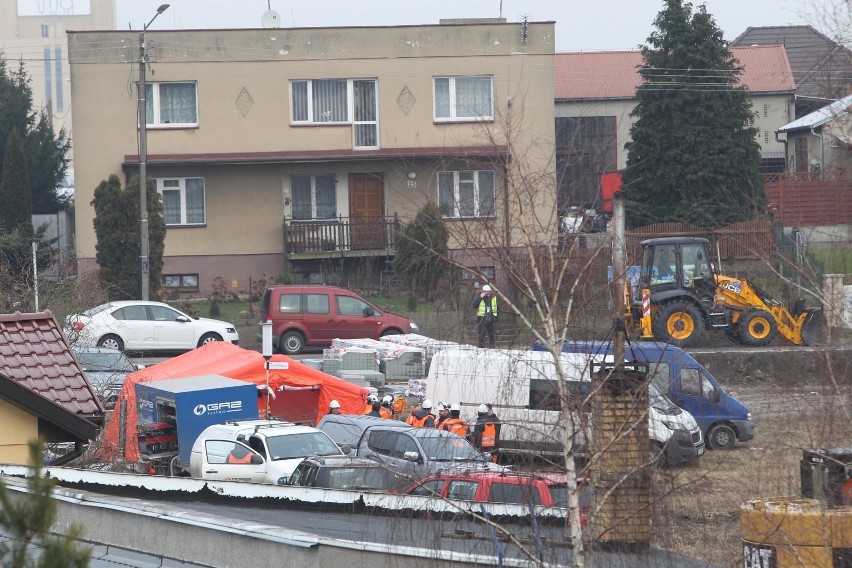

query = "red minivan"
[258,285,420,354]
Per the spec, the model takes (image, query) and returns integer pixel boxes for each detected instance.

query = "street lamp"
[138,3,169,301]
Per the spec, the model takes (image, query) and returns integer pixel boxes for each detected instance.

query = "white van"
[424,348,704,466]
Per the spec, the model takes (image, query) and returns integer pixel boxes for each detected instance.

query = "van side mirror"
[363,307,376,317]
[341,444,354,455]
[251,453,264,465]
[403,451,419,462]
[711,388,721,403]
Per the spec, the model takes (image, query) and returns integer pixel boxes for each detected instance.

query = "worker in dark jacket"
[472,285,498,348]
[470,404,499,462]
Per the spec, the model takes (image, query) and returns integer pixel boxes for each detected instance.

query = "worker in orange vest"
[226,444,254,464]
[407,399,435,428]
[440,404,469,438]
[842,470,852,506]
[435,402,450,429]
[363,394,378,415]
[470,403,499,463]
[379,395,394,419]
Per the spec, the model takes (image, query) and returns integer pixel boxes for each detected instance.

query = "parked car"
[317,414,502,489]
[65,301,239,352]
[190,419,345,485]
[405,471,591,513]
[257,285,419,354]
[287,455,399,491]
[73,346,142,409]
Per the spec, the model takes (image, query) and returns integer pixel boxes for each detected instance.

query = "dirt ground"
[654,382,852,566]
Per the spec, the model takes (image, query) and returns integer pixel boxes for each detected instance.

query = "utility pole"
[138,4,170,301]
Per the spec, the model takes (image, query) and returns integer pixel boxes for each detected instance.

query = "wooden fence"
[627,218,774,261]
[764,172,852,226]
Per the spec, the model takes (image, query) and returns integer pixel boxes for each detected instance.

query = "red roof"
[0,311,102,416]
[555,45,795,100]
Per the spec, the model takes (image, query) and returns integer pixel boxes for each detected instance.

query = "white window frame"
[156,177,206,226]
[289,174,338,220]
[438,170,496,219]
[433,75,494,122]
[145,81,199,128]
[289,78,379,149]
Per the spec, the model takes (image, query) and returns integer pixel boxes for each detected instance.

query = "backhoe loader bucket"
[800,310,829,346]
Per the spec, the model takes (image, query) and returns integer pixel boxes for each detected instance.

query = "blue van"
[533,341,754,450]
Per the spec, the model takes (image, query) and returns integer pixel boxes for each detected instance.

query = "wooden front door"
[794,137,808,173]
[349,173,385,249]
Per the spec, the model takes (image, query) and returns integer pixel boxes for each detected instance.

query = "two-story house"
[554,45,796,210]
[68,21,556,295]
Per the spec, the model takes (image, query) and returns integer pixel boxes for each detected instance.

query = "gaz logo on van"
[193,401,243,416]
[743,542,775,568]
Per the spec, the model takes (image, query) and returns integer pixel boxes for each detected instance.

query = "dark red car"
[404,471,591,523]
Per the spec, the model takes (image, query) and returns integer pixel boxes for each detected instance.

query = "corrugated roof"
[778,93,852,131]
[731,25,852,100]
[0,311,102,416]
[555,45,795,100]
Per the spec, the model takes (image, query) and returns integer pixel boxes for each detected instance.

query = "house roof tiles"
[0,311,102,417]
[555,45,795,100]
[731,26,852,99]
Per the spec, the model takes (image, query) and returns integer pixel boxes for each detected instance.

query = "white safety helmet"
[437,402,448,411]
[329,400,341,409]
[382,395,393,404]
[422,399,433,410]
[481,285,493,292]
[450,403,460,412]
[367,394,378,403]
[477,403,488,414]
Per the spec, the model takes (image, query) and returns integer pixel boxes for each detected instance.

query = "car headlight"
[409,322,419,329]
[662,421,679,430]
[226,327,236,333]
[747,412,752,421]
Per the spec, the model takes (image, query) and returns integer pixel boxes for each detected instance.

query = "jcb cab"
[630,237,824,348]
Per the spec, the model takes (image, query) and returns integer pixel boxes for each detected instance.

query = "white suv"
[189,419,344,485]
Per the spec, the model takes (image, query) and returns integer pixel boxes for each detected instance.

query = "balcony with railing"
[284,214,402,258]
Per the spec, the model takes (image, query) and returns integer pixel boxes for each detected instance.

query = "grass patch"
[812,248,852,275]
[365,295,433,314]
[189,300,255,323]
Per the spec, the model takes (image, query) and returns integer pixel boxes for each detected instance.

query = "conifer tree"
[92,175,165,300]
[622,0,764,228]
[0,440,91,567]
[0,129,32,233]
[393,202,450,297]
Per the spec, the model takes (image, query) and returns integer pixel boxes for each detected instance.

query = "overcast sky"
[114,0,818,52]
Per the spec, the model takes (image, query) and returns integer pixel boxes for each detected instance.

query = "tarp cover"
[99,342,368,463]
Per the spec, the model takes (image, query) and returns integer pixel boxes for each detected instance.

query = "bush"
[209,297,221,318]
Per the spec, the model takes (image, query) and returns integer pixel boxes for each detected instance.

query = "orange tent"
[99,342,368,463]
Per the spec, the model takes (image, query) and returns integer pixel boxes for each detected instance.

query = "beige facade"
[68,23,556,294]
[0,399,38,464]
[555,93,795,171]
[0,0,115,178]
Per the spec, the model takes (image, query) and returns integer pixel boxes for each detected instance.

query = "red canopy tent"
[99,342,368,463]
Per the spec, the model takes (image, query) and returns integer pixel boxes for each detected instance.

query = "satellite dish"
[261,9,280,28]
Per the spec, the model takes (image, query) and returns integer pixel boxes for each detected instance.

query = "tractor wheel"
[652,302,704,347]
[738,310,777,347]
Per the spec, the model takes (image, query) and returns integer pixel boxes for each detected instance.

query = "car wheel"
[652,301,704,347]
[97,334,124,352]
[707,424,736,450]
[280,331,304,355]
[649,441,666,468]
[380,329,401,337]
[197,332,223,347]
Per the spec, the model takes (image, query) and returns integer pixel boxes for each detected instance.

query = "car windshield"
[649,383,679,414]
[75,351,136,372]
[420,436,486,463]
[80,303,113,318]
[326,467,389,490]
[266,432,343,461]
